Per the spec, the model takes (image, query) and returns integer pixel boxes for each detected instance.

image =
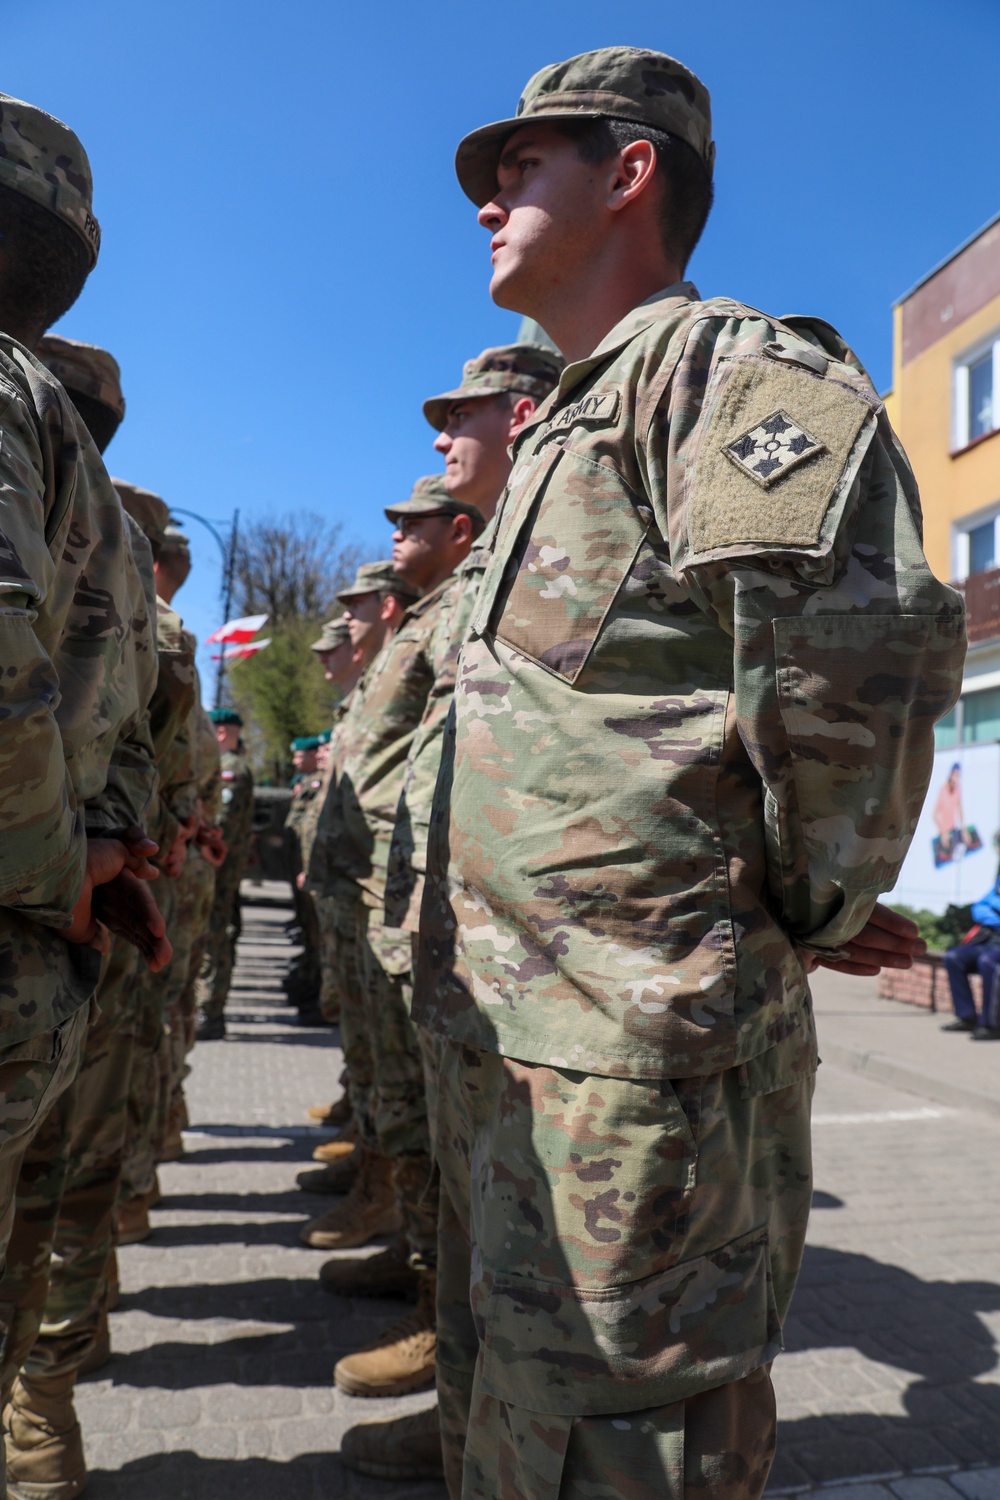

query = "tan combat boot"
[296,1153,358,1195]
[340,1403,444,1480]
[333,1271,436,1397]
[306,1096,351,1127]
[319,1236,418,1300]
[4,1371,86,1499]
[299,1149,400,1250]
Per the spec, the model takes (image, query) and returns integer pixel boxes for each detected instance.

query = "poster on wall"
[890,741,1000,914]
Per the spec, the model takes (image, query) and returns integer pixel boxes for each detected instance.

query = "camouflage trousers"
[333,894,374,1142]
[157,849,215,1152]
[0,945,139,1394]
[196,866,242,1023]
[358,916,438,1271]
[0,1003,91,1289]
[432,1031,816,1500]
[121,876,179,1205]
[316,894,340,1022]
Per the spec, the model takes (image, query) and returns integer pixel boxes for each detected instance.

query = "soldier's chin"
[489,259,529,314]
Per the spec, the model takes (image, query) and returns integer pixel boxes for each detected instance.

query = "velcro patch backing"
[688,359,870,555]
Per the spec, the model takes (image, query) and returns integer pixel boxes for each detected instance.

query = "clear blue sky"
[6,0,998,691]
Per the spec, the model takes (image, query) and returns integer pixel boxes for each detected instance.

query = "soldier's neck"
[524,248,681,364]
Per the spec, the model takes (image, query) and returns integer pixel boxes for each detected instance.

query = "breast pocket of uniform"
[489,447,651,685]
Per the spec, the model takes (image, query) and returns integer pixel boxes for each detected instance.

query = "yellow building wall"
[890,290,1000,582]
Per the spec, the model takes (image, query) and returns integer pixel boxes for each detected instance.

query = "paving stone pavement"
[71,892,1000,1498]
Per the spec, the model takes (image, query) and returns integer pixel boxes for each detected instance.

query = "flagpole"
[215,509,240,708]
[169,506,240,707]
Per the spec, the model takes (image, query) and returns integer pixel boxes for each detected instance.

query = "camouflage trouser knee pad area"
[437,1036,815,1500]
[359,917,437,1265]
[335,902,376,1143]
[196,876,241,1024]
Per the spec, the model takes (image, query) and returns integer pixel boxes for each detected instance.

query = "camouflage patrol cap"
[455,46,714,207]
[36,334,124,420]
[0,94,101,265]
[384,474,485,539]
[310,617,351,653]
[160,521,190,554]
[210,707,243,727]
[423,343,564,432]
[113,479,169,546]
[336,560,421,605]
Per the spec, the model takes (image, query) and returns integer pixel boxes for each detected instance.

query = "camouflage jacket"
[192,693,222,825]
[218,747,254,876]
[146,599,198,854]
[0,336,158,1043]
[386,537,492,930]
[329,578,453,909]
[414,286,966,1081]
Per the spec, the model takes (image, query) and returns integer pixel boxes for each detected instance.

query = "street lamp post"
[169,506,240,708]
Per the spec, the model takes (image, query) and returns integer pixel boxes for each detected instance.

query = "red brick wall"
[877,953,979,1013]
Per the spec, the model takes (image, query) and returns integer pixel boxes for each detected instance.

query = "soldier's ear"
[509,396,536,440]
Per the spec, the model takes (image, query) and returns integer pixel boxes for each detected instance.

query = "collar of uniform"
[398,572,454,624]
[510,281,700,457]
[556,280,700,395]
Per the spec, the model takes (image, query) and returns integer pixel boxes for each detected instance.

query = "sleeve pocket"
[480,1225,781,1416]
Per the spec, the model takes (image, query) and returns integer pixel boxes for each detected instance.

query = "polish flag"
[205,613,269,646]
[211,637,272,662]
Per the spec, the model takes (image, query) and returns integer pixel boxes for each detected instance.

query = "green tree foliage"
[224,512,363,779]
[888,903,974,952]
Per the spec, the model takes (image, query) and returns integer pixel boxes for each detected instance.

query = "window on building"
[968,519,996,574]
[955,335,1000,449]
[956,512,1000,579]
[934,706,958,750]
[969,352,995,441]
[962,686,1000,744]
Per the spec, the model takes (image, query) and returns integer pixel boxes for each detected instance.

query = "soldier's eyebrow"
[499,135,544,170]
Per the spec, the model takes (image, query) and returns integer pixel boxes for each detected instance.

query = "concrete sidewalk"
[810,970,1000,1120]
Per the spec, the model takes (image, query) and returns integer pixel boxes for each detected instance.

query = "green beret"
[290,734,322,752]
[209,707,243,727]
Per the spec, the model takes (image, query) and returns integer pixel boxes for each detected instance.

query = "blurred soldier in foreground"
[0,93,169,1497]
[410,47,965,1500]
[339,346,561,1480]
[195,710,254,1041]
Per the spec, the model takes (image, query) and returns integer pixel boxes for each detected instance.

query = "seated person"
[942,875,1000,1039]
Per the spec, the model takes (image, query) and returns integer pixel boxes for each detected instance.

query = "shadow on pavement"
[771,1244,1000,1488]
[86,1450,446,1500]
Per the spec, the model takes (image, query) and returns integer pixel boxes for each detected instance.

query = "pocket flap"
[481,1225,781,1415]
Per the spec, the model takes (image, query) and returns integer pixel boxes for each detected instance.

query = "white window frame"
[953,330,1000,450]
[952,501,1000,581]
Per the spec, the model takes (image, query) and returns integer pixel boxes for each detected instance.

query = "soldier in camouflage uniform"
[115,483,200,1249]
[299,563,420,1211]
[0,95,170,1499]
[303,619,362,1054]
[283,736,326,1021]
[309,481,485,1404]
[410,48,966,1500]
[341,344,563,1482]
[152,527,226,1160]
[195,710,255,1040]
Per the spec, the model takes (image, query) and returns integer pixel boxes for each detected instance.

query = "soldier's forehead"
[498,126,560,166]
